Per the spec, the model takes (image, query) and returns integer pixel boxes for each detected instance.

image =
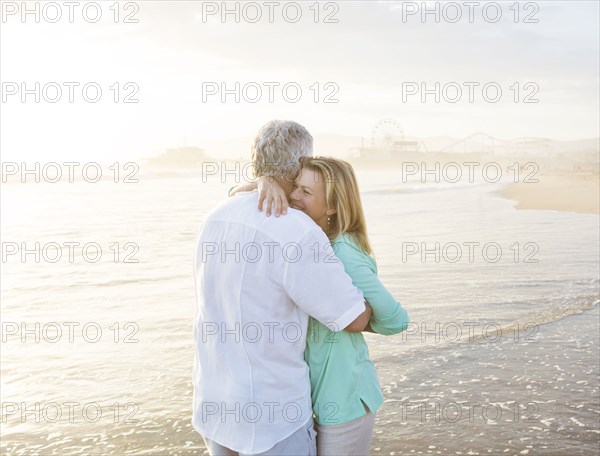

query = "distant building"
[389,140,421,157]
[147,147,205,167]
[348,138,423,159]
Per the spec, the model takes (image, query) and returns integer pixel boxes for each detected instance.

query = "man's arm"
[345,303,372,332]
[282,229,366,332]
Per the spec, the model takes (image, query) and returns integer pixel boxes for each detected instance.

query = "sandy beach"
[498,171,599,215]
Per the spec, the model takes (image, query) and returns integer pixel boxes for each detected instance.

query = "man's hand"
[344,302,373,332]
[258,176,289,217]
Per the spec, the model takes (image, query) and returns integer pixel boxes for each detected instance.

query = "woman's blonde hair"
[300,156,373,256]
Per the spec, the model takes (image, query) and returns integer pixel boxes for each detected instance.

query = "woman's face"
[290,167,335,233]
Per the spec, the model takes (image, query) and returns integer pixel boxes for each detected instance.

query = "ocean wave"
[363,181,502,195]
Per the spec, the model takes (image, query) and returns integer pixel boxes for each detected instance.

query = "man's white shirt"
[192,191,365,454]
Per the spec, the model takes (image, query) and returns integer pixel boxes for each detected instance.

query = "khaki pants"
[315,411,376,456]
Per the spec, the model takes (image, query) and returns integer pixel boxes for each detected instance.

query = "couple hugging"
[193,120,409,456]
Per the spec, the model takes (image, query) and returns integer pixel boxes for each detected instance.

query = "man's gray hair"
[251,120,313,179]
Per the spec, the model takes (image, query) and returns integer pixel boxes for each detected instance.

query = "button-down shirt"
[306,234,410,425]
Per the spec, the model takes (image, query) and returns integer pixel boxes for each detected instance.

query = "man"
[193,120,371,456]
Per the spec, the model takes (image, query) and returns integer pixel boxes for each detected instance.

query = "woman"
[234,156,409,455]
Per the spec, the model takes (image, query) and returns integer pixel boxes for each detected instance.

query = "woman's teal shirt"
[304,234,409,426]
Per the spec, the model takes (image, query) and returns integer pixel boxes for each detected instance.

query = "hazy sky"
[1,0,599,161]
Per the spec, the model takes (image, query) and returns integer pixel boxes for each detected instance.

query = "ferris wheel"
[370,118,405,150]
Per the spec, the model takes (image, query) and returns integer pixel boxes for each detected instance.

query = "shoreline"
[497,171,599,215]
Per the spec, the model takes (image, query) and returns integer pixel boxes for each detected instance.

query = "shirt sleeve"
[281,229,366,332]
[333,240,409,336]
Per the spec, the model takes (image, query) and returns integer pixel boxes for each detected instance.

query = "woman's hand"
[229,181,258,196]
[257,176,289,217]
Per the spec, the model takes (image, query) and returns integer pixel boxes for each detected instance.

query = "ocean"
[1,166,598,455]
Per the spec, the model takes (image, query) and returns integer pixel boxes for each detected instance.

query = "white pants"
[203,418,317,456]
[315,411,376,456]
